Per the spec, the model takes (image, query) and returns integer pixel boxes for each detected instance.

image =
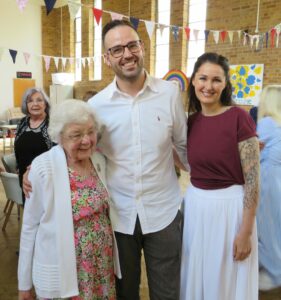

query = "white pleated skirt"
[180,184,258,300]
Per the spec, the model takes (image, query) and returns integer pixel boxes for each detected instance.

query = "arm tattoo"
[238,136,260,210]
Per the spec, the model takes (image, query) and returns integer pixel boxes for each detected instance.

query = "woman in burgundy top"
[180,53,260,300]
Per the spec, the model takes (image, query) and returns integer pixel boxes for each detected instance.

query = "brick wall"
[42,0,281,102]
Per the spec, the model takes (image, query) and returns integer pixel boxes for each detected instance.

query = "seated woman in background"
[18,100,120,300]
[257,85,281,291]
[14,87,53,205]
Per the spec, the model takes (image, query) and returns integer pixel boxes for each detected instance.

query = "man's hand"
[18,290,35,300]
[23,166,32,198]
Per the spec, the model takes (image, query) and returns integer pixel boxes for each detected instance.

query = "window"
[75,7,82,81]
[186,0,207,77]
[155,0,171,78]
[93,0,102,80]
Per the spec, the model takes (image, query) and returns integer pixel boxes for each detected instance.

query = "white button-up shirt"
[89,74,187,234]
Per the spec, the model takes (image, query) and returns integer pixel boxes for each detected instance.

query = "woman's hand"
[233,231,251,261]
[18,290,35,300]
[23,166,32,198]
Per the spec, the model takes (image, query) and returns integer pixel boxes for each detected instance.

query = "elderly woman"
[18,100,120,300]
[14,87,53,205]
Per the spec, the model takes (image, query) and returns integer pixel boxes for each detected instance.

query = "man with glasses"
[89,20,187,300]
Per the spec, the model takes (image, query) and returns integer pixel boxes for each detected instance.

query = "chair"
[0,172,23,231]
[1,153,17,173]
[1,154,18,214]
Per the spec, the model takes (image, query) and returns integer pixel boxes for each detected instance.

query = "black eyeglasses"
[107,40,142,58]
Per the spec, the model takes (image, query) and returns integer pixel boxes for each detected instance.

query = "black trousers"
[115,210,183,300]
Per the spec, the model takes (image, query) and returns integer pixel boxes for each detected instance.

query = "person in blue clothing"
[257,85,281,290]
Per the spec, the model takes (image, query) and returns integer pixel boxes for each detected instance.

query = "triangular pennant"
[204,30,210,43]
[212,31,219,44]
[92,8,102,25]
[44,0,57,15]
[193,29,199,41]
[76,58,81,69]
[144,20,155,39]
[265,32,269,48]
[69,57,74,65]
[86,57,92,65]
[61,57,67,69]
[9,49,17,64]
[0,48,5,61]
[23,52,31,64]
[43,56,51,72]
[68,0,80,20]
[243,33,247,46]
[54,57,60,70]
[237,30,242,41]
[81,57,86,68]
[184,27,190,40]
[228,31,234,44]
[250,35,254,48]
[270,28,276,48]
[110,12,123,21]
[171,26,179,42]
[130,17,140,30]
[220,30,227,42]
[158,24,166,36]
[255,36,260,50]
[16,0,29,12]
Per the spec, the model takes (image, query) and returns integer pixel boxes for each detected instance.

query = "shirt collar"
[108,70,159,100]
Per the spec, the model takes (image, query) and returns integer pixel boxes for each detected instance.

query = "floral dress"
[69,167,116,300]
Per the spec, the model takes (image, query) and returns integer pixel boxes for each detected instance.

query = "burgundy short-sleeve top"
[187,106,256,190]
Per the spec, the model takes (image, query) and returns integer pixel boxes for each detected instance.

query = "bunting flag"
[204,30,210,43]
[86,57,92,65]
[243,34,247,46]
[68,0,81,20]
[270,28,276,48]
[69,57,74,65]
[92,8,102,25]
[145,21,155,39]
[158,24,166,36]
[184,27,190,40]
[110,12,123,21]
[54,57,60,70]
[43,56,51,72]
[237,30,242,41]
[81,57,86,68]
[265,32,269,48]
[193,29,199,41]
[23,52,31,64]
[213,31,219,44]
[0,48,5,61]
[171,26,179,42]
[130,17,140,30]
[9,49,17,63]
[61,57,67,69]
[228,31,234,44]
[220,31,227,42]
[16,0,29,12]
[44,0,57,15]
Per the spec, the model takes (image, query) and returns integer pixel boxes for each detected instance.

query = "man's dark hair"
[102,20,138,45]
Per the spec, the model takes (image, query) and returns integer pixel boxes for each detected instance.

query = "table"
[0,124,17,154]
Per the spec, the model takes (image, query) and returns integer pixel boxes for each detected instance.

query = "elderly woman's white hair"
[48,99,99,143]
[21,87,50,115]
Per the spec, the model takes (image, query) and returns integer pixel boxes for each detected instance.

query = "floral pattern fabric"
[69,167,116,300]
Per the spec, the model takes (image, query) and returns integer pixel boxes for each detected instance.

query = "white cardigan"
[18,145,121,299]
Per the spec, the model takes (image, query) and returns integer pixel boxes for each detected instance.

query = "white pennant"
[23,52,31,64]
[158,24,166,36]
[250,35,254,48]
[213,31,220,44]
[81,57,86,68]
[193,29,200,41]
[110,12,123,21]
[68,0,81,20]
[145,21,155,39]
[243,34,247,46]
[54,57,60,70]
[69,57,74,65]
[237,30,242,41]
[228,31,234,44]
[43,56,51,72]
[86,57,92,65]
[255,36,260,49]
[76,58,81,69]
[61,57,67,69]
